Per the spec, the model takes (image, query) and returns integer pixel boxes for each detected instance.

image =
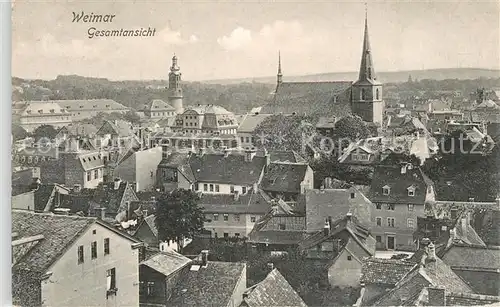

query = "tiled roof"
[33,185,56,212]
[248,210,306,245]
[446,291,500,306]
[370,165,433,204]
[262,81,353,117]
[189,152,266,185]
[305,187,373,231]
[78,151,105,171]
[260,163,309,194]
[268,150,306,163]
[243,268,307,307]
[61,123,98,137]
[373,255,474,306]
[96,119,136,137]
[168,261,246,307]
[142,99,175,111]
[92,181,138,214]
[441,245,500,270]
[12,210,95,273]
[360,258,416,285]
[199,192,271,214]
[237,113,273,133]
[299,215,373,253]
[140,250,191,277]
[19,101,69,116]
[142,214,158,237]
[48,99,128,111]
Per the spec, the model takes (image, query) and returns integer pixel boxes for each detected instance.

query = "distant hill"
[202,68,500,85]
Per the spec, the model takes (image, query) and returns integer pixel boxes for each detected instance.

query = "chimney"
[427,287,446,306]
[401,164,407,174]
[252,183,258,194]
[244,149,256,162]
[113,178,121,190]
[426,242,437,262]
[323,219,330,236]
[96,207,106,220]
[201,250,208,267]
[267,262,274,271]
[73,184,82,193]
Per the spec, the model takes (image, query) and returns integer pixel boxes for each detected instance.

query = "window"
[387,218,395,228]
[251,216,256,223]
[242,187,247,194]
[78,245,84,264]
[408,189,415,197]
[376,236,382,243]
[104,238,110,255]
[94,170,98,180]
[230,186,235,193]
[223,214,229,221]
[279,224,286,230]
[146,281,155,296]
[245,137,250,143]
[91,241,97,259]
[240,137,244,143]
[407,219,415,229]
[234,214,240,222]
[408,204,414,211]
[347,255,352,261]
[87,171,91,182]
[213,214,219,221]
[203,184,208,192]
[106,268,116,293]
[361,88,366,100]
[215,185,220,192]
[387,204,395,211]
[376,88,380,100]
[223,233,229,238]
[382,186,390,195]
[209,184,214,192]
[350,192,355,199]
[235,233,240,238]
[376,204,382,210]
[376,217,382,226]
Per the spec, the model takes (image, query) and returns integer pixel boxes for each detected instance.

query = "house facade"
[12,210,143,307]
[369,163,435,251]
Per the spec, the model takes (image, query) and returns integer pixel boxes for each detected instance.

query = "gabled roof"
[361,257,416,286]
[441,244,500,271]
[140,250,191,277]
[96,119,135,137]
[12,210,95,273]
[243,268,307,307]
[370,165,433,204]
[299,214,374,256]
[237,113,273,133]
[136,214,158,238]
[263,81,353,117]
[268,150,306,163]
[247,208,306,245]
[142,99,175,111]
[168,261,246,307]
[260,162,309,194]
[92,181,138,214]
[60,123,98,137]
[44,99,128,111]
[189,152,267,185]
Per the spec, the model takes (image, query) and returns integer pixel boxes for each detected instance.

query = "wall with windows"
[371,202,425,251]
[41,223,140,307]
[204,212,263,237]
[195,182,252,195]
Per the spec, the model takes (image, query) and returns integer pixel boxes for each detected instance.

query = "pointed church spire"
[358,4,376,82]
[277,50,283,85]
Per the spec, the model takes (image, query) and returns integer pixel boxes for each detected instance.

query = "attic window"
[38,109,43,113]
[382,185,390,195]
[407,186,415,197]
[347,255,352,261]
[79,106,83,108]
[49,109,55,113]
[350,192,355,199]
[94,156,97,161]
[82,158,86,162]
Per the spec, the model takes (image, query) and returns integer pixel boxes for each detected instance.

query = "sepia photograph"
[9,0,500,306]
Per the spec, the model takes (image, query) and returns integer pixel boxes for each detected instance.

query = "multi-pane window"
[376,204,382,210]
[107,268,116,290]
[234,214,240,222]
[87,171,91,181]
[215,185,220,192]
[104,238,110,255]
[376,217,382,226]
[210,184,214,192]
[408,204,414,211]
[203,184,208,192]
[213,214,219,221]
[223,214,229,221]
[350,192,355,199]
[407,219,415,229]
[387,218,395,228]
[242,187,247,194]
[94,169,98,179]
[91,241,97,259]
[78,245,84,264]
[387,204,395,211]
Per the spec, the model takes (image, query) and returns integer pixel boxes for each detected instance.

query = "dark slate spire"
[358,5,376,82]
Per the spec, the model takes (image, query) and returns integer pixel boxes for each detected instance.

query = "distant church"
[264,12,384,125]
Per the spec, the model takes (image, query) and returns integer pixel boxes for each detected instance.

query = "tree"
[123,110,141,124]
[155,189,205,252]
[11,124,28,141]
[332,115,372,145]
[32,124,58,141]
[253,114,317,154]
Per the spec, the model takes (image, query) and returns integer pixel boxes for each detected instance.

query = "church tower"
[277,51,283,86]
[351,9,384,125]
[168,54,184,114]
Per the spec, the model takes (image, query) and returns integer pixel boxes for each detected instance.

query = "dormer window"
[49,109,55,113]
[407,186,416,197]
[382,185,390,195]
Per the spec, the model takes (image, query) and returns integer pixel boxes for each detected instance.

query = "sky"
[11,0,500,81]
